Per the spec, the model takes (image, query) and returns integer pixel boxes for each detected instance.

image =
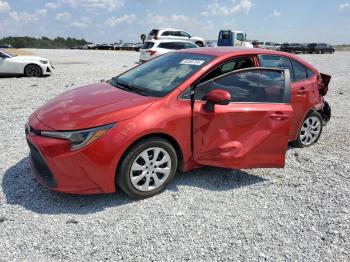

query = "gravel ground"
[0,49,349,261]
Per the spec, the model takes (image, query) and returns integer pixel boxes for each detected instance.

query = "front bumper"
[42,63,55,76]
[25,115,127,194]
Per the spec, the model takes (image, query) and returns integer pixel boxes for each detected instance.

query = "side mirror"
[204,89,231,111]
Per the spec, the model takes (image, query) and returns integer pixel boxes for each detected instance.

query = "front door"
[193,68,293,169]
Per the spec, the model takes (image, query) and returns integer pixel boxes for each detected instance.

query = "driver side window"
[195,69,289,104]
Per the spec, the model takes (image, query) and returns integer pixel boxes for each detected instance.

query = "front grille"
[27,139,57,188]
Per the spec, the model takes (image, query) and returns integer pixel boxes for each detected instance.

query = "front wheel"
[196,41,204,47]
[24,64,42,77]
[116,138,178,198]
[291,111,323,147]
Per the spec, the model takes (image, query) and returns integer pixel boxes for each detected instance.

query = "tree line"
[0,36,89,49]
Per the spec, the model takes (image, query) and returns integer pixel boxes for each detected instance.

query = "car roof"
[178,47,317,71]
[145,39,196,44]
[151,28,182,31]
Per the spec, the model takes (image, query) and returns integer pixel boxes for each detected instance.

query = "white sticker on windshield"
[180,59,205,66]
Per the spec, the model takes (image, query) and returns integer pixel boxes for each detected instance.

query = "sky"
[0,0,350,44]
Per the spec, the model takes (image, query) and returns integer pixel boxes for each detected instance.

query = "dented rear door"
[193,68,292,169]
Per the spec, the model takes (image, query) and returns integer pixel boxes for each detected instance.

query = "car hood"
[35,82,155,130]
[10,55,48,61]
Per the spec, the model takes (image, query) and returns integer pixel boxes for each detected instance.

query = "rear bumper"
[320,101,331,125]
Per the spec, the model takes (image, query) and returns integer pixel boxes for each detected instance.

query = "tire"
[196,41,204,47]
[24,64,42,77]
[116,137,178,198]
[291,111,323,148]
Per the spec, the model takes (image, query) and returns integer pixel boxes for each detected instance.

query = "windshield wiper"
[115,79,147,96]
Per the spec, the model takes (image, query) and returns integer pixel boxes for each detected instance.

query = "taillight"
[147,50,157,56]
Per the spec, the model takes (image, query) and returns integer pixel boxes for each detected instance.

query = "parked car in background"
[308,43,335,54]
[217,30,253,48]
[280,43,308,54]
[0,43,12,48]
[256,41,278,50]
[147,28,206,47]
[0,50,54,77]
[139,39,198,62]
[134,43,143,51]
[26,48,331,198]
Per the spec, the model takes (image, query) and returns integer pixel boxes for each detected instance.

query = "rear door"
[258,55,315,140]
[193,68,292,169]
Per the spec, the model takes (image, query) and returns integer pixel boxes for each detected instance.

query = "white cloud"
[45,2,61,9]
[55,12,72,22]
[71,17,90,28]
[0,0,10,13]
[65,0,125,11]
[207,0,254,16]
[9,9,47,23]
[339,2,349,10]
[272,10,281,17]
[171,14,188,22]
[105,13,137,27]
[201,11,209,16]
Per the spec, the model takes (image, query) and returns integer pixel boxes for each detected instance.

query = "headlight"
[40,60,48,64]
[41,123,115,151]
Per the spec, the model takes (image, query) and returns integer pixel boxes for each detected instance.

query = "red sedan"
[26,48,331,198]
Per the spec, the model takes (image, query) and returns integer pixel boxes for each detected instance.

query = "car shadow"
[2,157,266,215]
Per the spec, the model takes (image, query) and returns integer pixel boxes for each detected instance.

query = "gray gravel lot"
[0,49,349,261]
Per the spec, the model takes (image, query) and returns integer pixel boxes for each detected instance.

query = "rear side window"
[142,42,154,49]
[258,55,295,82]
[158,42,177,49]
[196,69,289,103]
[161,31,170,36]
[220,31,230,40]
[148,30,159,36]
[291,59,312,81]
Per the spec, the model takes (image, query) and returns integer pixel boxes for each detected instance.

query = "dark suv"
[307,43,335,54]
[280,43,308,54]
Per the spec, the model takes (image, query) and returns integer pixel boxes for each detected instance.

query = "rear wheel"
[291,111,323,147]
[116,138,178,198]
[196,41,204,47]
[24,64,42,77]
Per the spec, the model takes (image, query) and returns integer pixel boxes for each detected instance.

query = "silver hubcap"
[130,147,171,192]
[26,66,41,77]
[300,116,321,146]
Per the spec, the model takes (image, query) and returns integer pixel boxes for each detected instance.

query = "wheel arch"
[114,132,185,182]
[23,63,43,75]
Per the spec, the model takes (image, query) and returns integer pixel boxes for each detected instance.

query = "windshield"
[115,52,214,97]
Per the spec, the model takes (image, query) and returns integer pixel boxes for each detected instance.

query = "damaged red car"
[26,48,331,198]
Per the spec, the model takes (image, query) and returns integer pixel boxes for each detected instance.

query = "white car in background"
[0,50,54,77]
[256,41,282,50]
[147,28,206,47]
[139,40,199,62]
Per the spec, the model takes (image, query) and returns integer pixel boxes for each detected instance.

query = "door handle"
[269,113,292,120]
[297,87,307,95]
